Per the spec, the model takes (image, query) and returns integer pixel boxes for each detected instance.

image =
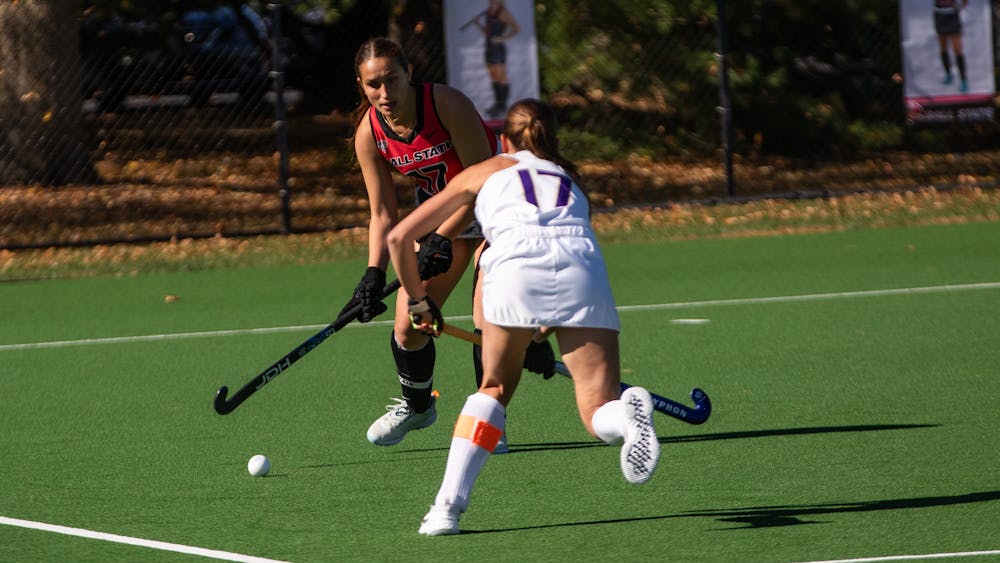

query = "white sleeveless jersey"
[475,150,620,330]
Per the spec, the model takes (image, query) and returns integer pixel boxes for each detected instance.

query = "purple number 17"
[518,169,571,208]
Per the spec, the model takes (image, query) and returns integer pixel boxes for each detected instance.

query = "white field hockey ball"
[247,454,270,477]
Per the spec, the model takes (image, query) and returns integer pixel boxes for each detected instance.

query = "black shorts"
[485,41,507,65]
[935,12,961,36]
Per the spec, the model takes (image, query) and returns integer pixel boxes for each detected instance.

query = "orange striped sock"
[454,414,504,452]
[432,393,506,511]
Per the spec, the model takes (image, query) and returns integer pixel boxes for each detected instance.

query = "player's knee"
[390,330,436,380]
[394,325,431,351]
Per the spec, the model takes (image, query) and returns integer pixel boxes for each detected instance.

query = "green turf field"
[2,221,999,562]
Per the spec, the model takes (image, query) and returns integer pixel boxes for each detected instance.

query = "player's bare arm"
[499,7,519,39]
[355,117,399,270]
[429,84,496,239]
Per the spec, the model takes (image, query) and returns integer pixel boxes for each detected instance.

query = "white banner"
[443,0,539,125]
[899,0,996,123]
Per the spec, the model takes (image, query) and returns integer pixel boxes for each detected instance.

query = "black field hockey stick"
[213,280,402,415]
[459,10,486,31]
[584,366,711,425]
[439,324,711,425]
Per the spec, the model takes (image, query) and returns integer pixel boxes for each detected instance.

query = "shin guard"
[390,332,435,412]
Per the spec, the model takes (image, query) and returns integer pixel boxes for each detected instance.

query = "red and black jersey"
[370,82,499,205]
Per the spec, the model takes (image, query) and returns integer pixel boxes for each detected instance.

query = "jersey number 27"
[407,162,448,196]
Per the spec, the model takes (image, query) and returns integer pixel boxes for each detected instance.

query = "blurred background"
[1,1,998,249]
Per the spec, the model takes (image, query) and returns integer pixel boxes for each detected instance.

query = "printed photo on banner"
[899,0,996,124]
[443,0,539,125]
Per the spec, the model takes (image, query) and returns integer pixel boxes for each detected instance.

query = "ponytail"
[502,99,578,178]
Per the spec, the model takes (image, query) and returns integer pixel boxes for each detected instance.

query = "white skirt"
[479,230,620,331]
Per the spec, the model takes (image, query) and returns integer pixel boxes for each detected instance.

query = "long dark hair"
[502,99,578,178]
[348,37,411,145]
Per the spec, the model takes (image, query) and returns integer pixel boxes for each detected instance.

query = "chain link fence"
[1,1,998,249]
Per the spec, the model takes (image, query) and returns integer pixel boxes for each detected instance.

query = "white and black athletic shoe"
[620,387,660,484]
[366,397,437,446]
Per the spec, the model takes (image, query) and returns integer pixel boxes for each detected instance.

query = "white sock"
[432,393,506,512]
[591,399,626,445]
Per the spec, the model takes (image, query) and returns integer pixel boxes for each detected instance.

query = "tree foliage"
[532,0,911,157]
[724,1,903,156]
[83,0,359,23]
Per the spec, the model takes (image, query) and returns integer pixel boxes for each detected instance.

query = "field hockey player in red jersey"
[341,37,555,451]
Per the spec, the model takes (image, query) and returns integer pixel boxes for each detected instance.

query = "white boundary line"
[0,324,351,351]
[615,281,1000,312]
[2,281,998,352]
[793,549,1000,562]
[0,516,291,562]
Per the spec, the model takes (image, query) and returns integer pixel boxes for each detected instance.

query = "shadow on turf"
[460,490,1000,534]
[300,424,937,468]
[661,423,939,444]
[688,490,1000,530]
[472,423,939,454]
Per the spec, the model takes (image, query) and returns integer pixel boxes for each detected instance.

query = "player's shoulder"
[430,84,478,114]
[355,109,374,134]
[473,154,519,182]
[353,111,378,154]
[430,84,486,134]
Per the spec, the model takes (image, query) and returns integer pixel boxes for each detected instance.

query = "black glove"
[523,339,556,379]
[417,233,453,280]
[339,267,388,323]
[407,295,443,334]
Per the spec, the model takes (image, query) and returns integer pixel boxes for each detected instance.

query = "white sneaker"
[366,397,437,446]
[620,387,660,484]
[418,504,462,536]
[493,432,509,454]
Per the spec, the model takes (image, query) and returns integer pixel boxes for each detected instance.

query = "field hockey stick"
[213,279,402,415]
[439,324,712,425]
[459,10,486,31]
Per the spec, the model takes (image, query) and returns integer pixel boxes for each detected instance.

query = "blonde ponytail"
[503,99,578,178]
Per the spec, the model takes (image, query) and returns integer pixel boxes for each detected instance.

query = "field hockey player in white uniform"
[386,98,661,536]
